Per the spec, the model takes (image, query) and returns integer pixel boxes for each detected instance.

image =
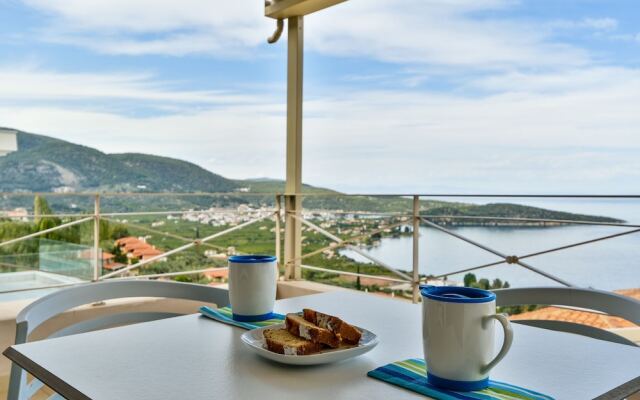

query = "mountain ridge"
[0,129,238,193]
[0,128,623,223]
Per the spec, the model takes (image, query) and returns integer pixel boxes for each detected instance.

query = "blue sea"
[340,199,640,290]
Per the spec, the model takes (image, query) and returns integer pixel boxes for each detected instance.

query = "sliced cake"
[303,309,362,344]
[263,328,322,355]
[285,313,340,348]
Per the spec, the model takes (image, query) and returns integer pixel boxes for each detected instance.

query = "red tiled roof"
[132,248,163,258]
[103,262,126,271]
[115,237,140,245]
[509,288,640,329]
[122,243,151,252]
[203,269,229,279]
[116,237,164,259]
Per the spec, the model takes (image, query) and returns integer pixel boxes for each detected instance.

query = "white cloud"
[1,64,639,193]
[582,17,618,31]
[0,65,265,105]
[23,0,272,56]
[22,0,588,69]
[5,1,638,193]
[306,0,588,69]
[551,17,619,31]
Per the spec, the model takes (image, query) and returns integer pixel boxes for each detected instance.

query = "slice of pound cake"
[263,329,322,355]
[285,313,340,348]
[303,309,362,344]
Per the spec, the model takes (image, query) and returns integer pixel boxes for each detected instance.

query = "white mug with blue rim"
[228,255,277,322]
[421,285,513,391]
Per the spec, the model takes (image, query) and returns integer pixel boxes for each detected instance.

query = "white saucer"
[240,323,379,365]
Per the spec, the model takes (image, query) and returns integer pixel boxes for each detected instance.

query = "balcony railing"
[0,192,638,304]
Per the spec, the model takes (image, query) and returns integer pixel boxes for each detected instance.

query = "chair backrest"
[493,287,640,347]
[8,280,230,400]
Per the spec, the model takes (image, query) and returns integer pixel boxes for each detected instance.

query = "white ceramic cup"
[228,255,277,322]
[421,285,513,391]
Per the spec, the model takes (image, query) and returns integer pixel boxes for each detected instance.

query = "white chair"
[494,287,640,347]
[7,280,229,400]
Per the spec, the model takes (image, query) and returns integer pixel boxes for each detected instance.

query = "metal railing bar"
[5,209,277,219]
[0,262,35,271]
[423,215,638,228]
[294,215,414,282]
[0,281,87,295]
[2,213,96,219]
[99,211,195,217]
[7,211,635,229]
[3,192,639,199]
[304,210,412,217]
[420,217,575,287]
[290,193,640,199]
[100,215,270,279]
[113,267,228,280]
[342,244,413,282]
[101,209,276,217]
[0,191,282,197]
[101,217,226,251]
[300,265,411,284]
[506,258,571,286]
[434,227,640,280]
[0,217,94,248]
[433,260,507,280]
[517,228,640,261]
[420,218,510,259]
[298,220,410,261]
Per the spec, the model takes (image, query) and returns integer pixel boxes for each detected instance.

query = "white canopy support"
[265,0,347,19]
[266,0,348,280]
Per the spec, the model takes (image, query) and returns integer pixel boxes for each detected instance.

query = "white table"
[4,291,640,400]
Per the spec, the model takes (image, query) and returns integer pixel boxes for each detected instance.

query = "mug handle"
[481,313,513,374]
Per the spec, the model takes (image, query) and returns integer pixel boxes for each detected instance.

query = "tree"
[110,225,129,240]
[111,245,128,264]
[33,195,53,226]
[477,278,490,290]
[33,195,65,241]
[463,273,477,287]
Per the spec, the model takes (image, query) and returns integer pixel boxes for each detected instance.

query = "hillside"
[0,128,623,224]
[0,130,237,193]
[235,178,338,194]
[232,180,622,224]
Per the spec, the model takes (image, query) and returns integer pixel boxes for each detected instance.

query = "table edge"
[3,345,91,400]
[2,291,639,400]
[594,374,640,400]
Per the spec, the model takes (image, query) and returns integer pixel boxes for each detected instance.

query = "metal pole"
[421,217,575,287]
[101,215,269,279]
[284,16,304,281]
[275,195,282,269]
[0,217,93,248]
[93,194,101,281]
[412,195,420,303]
[294,215,414,282]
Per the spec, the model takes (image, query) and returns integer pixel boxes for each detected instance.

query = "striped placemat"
[368,358,554,400]
[199,306,285,330]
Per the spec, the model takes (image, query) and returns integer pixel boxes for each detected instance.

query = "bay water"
[340,199,640,291]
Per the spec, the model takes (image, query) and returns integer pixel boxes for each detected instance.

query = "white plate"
[241,323,379,365]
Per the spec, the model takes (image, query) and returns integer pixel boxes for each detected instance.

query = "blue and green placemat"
[199,306,285,330]
[368,358,554,400]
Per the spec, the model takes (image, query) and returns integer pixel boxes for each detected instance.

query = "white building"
[0,128,18,156]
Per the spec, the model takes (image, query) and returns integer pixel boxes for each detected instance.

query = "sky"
[0,0,639,194]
